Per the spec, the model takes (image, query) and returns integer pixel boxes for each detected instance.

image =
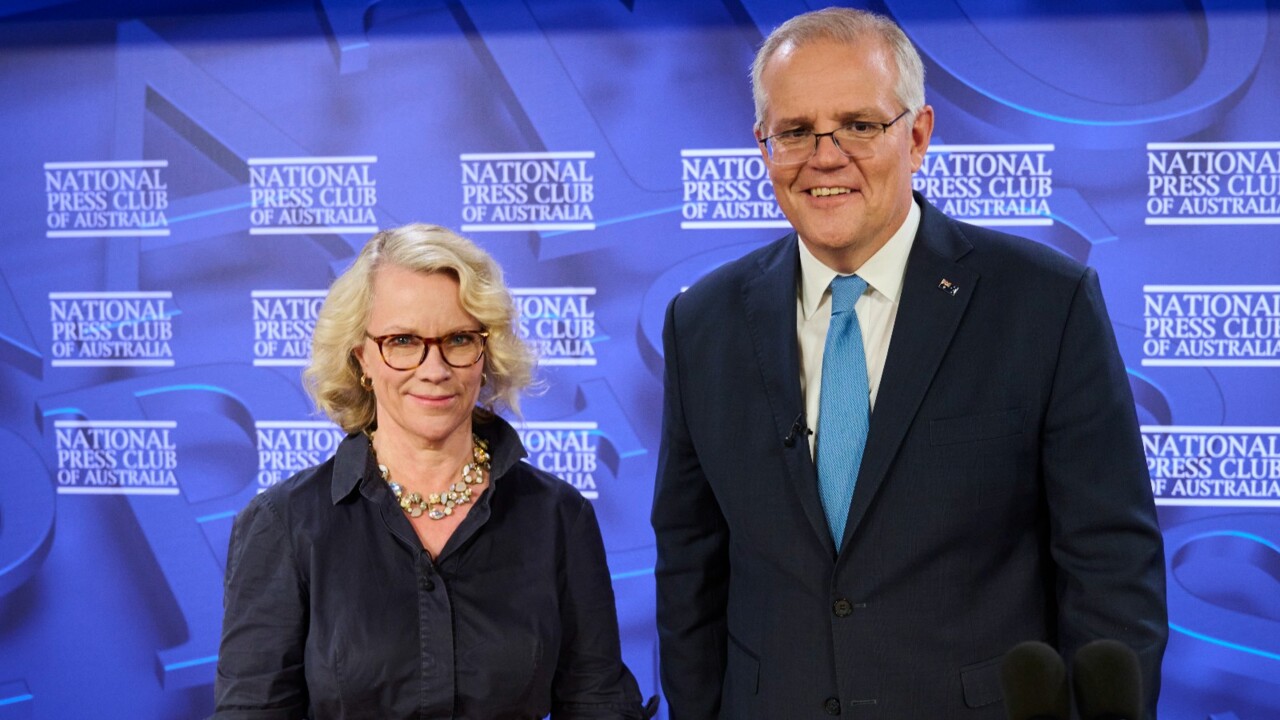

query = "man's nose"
[810,132,850,165]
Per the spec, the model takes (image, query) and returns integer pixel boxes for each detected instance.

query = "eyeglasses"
[365,330,489,370]
[758,109,913,165]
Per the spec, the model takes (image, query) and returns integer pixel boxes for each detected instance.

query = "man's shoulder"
[916,194,1080,274]
[926,209,1088,290]
[973,224,1080,270]
[677,234,794,307]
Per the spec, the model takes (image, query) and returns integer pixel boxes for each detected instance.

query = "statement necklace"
[367,431,491,520]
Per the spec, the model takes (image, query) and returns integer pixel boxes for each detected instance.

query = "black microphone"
[783,413,810,447]
[1001,641,1070,720]
[1072,639,1142,720]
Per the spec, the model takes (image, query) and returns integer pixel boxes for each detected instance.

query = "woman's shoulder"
[499,459,589,509]
[479,416,596,528]
[242,432,365,525]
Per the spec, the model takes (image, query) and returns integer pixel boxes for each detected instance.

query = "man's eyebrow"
[767,115,815,131]
[835,108,885,123]
[767,108,885,130]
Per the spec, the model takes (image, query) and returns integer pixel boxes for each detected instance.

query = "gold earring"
[359,374,373,391]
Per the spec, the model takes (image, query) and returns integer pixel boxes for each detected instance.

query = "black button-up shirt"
[213,416,646,719]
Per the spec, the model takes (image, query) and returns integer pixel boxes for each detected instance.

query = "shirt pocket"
[959,654,1004,708]
[929,408,1026,446]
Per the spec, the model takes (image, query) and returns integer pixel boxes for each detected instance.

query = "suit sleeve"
[1041,268,1168,718]
[212,494,310,719]
[551,498,648,719]
[652,292,731,720]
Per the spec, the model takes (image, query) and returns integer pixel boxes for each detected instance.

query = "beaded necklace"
[367,430,491,520]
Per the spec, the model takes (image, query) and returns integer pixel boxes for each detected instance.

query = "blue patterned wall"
[1,1,1278,717]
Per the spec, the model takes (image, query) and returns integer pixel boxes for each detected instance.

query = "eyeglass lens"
[379,332,485,369]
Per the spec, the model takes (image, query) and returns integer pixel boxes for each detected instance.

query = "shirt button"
[833,598,853,617]
[421,578,435,591]
[824,697,841,715]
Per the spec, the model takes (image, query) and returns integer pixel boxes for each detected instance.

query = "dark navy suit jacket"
[653,195,1167,719]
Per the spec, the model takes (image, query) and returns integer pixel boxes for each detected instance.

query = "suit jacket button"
[824,697,841,715]
[833,598,853,617]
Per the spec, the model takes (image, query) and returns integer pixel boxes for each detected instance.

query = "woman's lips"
[409,390,455,406]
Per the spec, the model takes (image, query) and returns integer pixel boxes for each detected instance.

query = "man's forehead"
[760,40,897,123]
[761,37,894,91]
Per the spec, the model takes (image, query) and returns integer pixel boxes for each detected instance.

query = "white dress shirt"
[797,199,920,458]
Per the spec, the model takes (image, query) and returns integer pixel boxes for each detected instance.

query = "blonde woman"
[214,224,650,719]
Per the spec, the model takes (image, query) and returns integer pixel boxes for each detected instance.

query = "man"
[652,7,1167,719]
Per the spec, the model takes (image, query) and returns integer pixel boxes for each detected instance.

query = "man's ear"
[908,105,935,172]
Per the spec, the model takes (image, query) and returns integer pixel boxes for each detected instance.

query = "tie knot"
[829,274,868,314]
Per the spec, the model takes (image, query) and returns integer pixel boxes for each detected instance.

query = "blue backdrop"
[1,1,1278,718]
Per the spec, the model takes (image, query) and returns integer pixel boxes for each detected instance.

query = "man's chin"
[798,227,861,253]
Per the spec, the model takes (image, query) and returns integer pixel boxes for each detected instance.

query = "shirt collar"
[798,198,920,318]
[329,414,529,505]
[331,432,372,504]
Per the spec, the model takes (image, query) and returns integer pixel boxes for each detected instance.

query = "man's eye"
[848,122,876,133]
[776,130,811,142]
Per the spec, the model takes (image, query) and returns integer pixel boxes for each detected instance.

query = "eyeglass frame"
[364,330,490,370]
[757,108,914,166]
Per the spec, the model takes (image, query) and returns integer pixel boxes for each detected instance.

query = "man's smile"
[807,186,852,197]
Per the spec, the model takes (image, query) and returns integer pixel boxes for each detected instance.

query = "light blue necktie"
[816,274,870,545]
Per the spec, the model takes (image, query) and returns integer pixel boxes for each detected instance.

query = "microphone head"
[1072,639,1142,720]
[1001,640,1071,720]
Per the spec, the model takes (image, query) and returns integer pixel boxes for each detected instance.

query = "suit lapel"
[742,235,835,555]
[840,200,978,551]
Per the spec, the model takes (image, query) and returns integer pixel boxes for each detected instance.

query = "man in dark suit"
[652,7,1167,719]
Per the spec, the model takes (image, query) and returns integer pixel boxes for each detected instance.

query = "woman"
[214,224,650,719]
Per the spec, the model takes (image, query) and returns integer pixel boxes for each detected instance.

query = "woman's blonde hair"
[304,223,536,433]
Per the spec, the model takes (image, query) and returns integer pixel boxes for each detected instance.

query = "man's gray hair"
[751,7,926,129]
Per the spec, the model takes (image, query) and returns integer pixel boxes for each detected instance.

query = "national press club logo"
[1141,285,1280,366]
[512,287,598,366]
[48,291,176,367]
[248,156,379,234]
[914,145,1055,226]
[679,149,788,229]
[512,421,601,499]
[53,420,178,495]
[1143,426,1280,507]
[256,420,346,490]
[251,290,325,366]
[460,152,595,232]
[1145,142,1280,225]
[44,160,169,237]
